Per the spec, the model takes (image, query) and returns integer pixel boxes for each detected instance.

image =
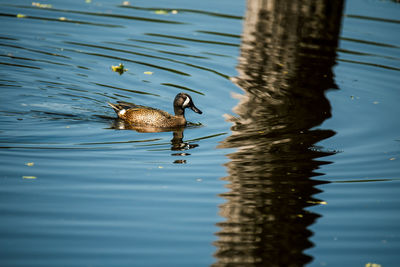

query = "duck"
[108,92,202,128]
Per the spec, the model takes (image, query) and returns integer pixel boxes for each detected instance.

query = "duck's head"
[174,93,202,116]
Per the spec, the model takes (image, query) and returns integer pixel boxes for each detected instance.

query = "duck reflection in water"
[110,120,200,164]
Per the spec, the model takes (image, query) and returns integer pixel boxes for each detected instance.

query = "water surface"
[0,0,399,266]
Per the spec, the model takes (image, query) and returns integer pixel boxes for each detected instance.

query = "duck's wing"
[116,101,140,109]
[117,101,161,112]
[116,101,153,110]
[108,101,143,114]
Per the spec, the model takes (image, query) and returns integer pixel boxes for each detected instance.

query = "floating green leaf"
[23,176,37,179]
[111,63,128,75]
[154,10,168,15]
[32,2,53,8]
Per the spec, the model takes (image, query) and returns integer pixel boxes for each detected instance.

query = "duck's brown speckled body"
[108,93,202,128]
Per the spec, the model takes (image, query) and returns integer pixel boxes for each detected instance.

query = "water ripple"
[128,38,186,48]
[341,36,400,49]
[0,42,70,59]
[161,83,204,95]
[119,5,243,20]
[0,12,122,28]
[144,33,239,47]
[62,47,191,76]
[64,41,230,79]
[94,83,160,97]
[0,61,40,70]
[338,58,400,72]
[346,13,400,25]
[7,4,185,25]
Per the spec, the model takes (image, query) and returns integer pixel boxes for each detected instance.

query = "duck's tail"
[108,102,123,114]
[108,101,139,117]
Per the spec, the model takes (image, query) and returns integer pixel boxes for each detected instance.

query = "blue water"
[307,1,400,266]
[0,0,399,266]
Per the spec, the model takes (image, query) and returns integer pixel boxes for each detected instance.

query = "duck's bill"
[191,105,202,114]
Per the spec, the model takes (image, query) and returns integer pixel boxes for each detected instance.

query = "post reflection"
[215,1,343,266]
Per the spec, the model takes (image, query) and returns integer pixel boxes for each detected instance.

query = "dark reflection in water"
[110,119,198,164]
[215,1,344,266]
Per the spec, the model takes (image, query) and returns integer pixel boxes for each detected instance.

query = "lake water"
[0,0,399,266]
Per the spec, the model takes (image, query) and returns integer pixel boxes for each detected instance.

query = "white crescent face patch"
[182,96,190,108]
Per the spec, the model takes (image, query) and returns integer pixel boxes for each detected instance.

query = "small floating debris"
[365,263,382,267]
[111,63,128,75]
[85,0,92,3]
[143,71,153,75]
[307,200,328,205]
[389,157,396,161]
[32,2,53,8]
[187,122,202,127]
[122,1,130,6]
[25,162,34,167]
[16,14,27,18]
[154,9,179,15]
[22,176,37,179]
[173,160,186,164]
[154,10,169,15]
[59,17,67,21]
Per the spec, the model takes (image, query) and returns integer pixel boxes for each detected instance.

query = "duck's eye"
[182,96,190,108]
